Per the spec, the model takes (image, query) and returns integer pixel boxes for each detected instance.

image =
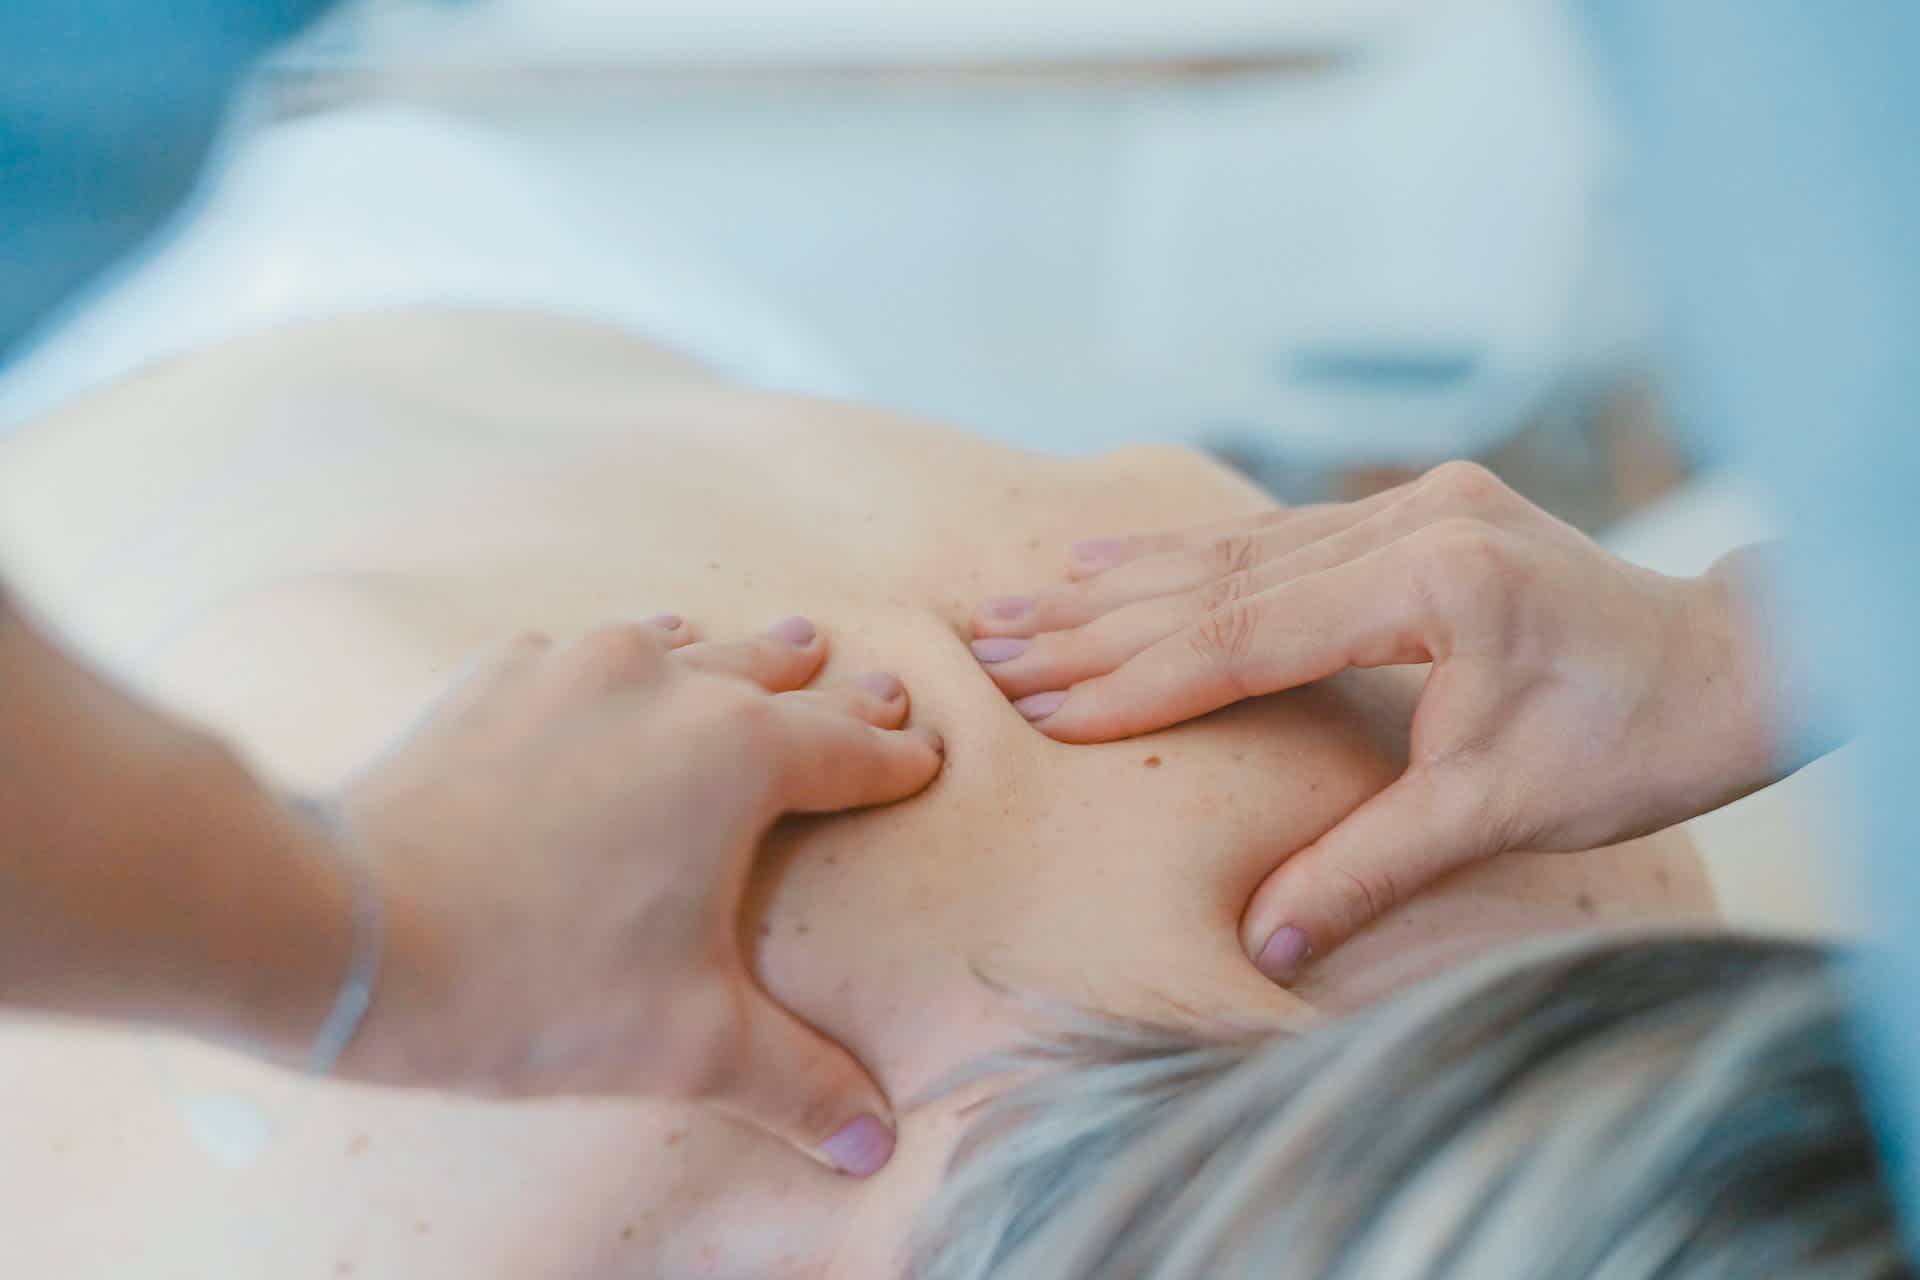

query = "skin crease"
[0,309,1714,1278]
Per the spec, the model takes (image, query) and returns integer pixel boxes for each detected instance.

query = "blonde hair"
[913,933,1908,1279]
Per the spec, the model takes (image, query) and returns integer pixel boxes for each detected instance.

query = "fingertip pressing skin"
[1253,925,1312,984]
[1014,690,1066,722]
[821,1114,896,1178]
[722,991,900,1178]
[1010,688,1134,745]
[767,615,819,647]
[968,637,1029,664]
[855,671,904,702]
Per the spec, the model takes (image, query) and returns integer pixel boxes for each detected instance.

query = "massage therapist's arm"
[0,584,941,1176]
[970,462,1820,980]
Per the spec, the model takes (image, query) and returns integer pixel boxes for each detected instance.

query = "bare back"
[0,310,1712,1277]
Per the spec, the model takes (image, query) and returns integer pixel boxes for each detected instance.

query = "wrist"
[314,798,460,1090]
[186,770,366,1063]
[1673,551,1792,806]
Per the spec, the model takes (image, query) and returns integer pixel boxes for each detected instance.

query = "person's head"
[913,932,1910,1279]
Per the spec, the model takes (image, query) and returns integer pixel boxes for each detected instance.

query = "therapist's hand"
[325,614,943,1175]
[971,462,1784,981]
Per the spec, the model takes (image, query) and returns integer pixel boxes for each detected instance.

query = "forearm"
[0,585,355,1062]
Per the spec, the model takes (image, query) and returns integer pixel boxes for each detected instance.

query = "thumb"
[1240,766,1489,984]
[708,987,898,1178]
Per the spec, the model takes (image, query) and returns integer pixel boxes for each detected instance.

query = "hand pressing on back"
[325,613,943,1175]
[969,462,1798,982]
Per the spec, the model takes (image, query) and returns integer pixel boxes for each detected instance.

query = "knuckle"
[1328,867,1397,931]
[1441,757,1521,849]
[696,685,781,758]
[1210,532,1261,576]
[571,624,665,684]
[1185,601,1263,693]
[1409,517,1516,615]
[720,684,778,732]
[1420,460,1507,511]
[1196,569,1253,614]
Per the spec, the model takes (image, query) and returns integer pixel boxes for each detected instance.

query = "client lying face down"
[0,308,1795,1277]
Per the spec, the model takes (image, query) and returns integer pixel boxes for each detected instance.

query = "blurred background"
[11,0,1708,521]
[266,0,1680,520]
[0,0,1831,928]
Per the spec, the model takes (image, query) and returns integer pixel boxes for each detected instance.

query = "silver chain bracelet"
[153,795,386,1169]
[289,795,384,1078]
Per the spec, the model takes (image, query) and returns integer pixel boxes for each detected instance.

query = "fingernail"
[1070,538,1122,571]
[768,616,817,647]
[644,613,683,630]
[982,595,1034,623]
[969,637,1029,664]
[1255,926,1312,984]
[915,725,946,755]
[822,1114,894,1177]
[857,671,903,701]
[1014,690,1066,721]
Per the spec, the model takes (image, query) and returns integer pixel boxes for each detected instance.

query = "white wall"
[308,0,1645,464]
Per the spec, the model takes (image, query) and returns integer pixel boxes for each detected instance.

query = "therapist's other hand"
[972,461,1780,980]
[326,614,943,1175]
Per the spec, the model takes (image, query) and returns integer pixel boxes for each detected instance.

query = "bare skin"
[0,309,1713,1278]
[0,589,944,1176]
[966,463,1796,978]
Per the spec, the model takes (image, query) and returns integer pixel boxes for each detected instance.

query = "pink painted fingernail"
[1255,926,1312,984]
[1014,690,1066,721]
[857,671,903,700]
[982,595,1034,623]
[822,1114,895,1177]
[1070,538,1122,571]
[970,637,1029,664]
[644,613,683,630]
[768,616,817,646]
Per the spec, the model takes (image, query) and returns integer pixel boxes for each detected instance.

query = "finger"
[553,621,683,688]
[707,987,897,1177]
[546,615,695,682]
[976,487,1419,639]
[1239,766,1488,983]
[972,549,1221,639]
[643,613,700,651]
[777,672,911,730]
[1062,482,1416,579]
[977,506,1447,700]
[1024,546,1436,743]
[671,616,827,692]
[1062,511,1292,578]
[973,588,1210,700]
[767,700,944,813]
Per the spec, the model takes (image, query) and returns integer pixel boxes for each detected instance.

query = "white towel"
[0,104,852,432]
